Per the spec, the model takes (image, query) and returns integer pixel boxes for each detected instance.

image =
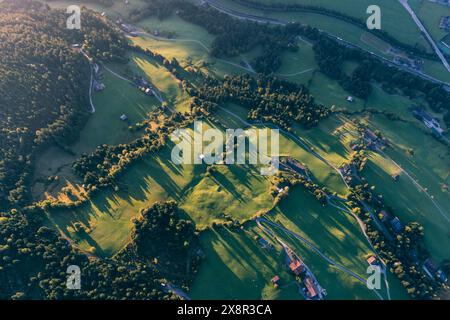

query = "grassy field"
[190,225,303,299]
[216,0,450,83]
[191,187,409,300]
[220,0,429,51]
[417,0,450,42]
[131,14,260,78]
[215,103,350,196]
[32,50,190,200]
[47,145,201,256]
[47,120,278,255]
[360,114,450,262]
[265,187,409,299]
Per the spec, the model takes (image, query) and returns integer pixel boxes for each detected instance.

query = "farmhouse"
[366,256,378,266]
[93,80,105,92]
[289,259,304,275]
[271,275,280,287]
[340,163,360,180]
[390,217,404,234]
[439,16,450,29]
[422,258,447,282]
[304,277,318,299]
[257,237,273,250]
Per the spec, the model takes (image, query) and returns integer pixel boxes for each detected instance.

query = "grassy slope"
[181,165,274,228]
[362,114,450,262]
[215,103,349,196]
[47,121,277,255]
[190,225,302,299]
[191,187,409,300]
[32,50,188,200]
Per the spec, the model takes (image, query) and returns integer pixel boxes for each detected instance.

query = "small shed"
[271,275,280,287]
[120,114,128,121]
[366,256,377,266]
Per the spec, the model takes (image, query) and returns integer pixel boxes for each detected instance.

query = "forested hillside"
[0,0,127,211]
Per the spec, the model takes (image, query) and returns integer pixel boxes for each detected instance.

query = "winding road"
[256,218,385,300]
[80,49,96,113]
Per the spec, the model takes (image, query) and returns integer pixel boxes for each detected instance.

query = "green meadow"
[191,186,409,300]
[417,0,450,42]
[265,186,409,300]
[190,225,302,300]
[361,114,450,262]
[47,121,277,255]
[215,103,349,196]
[32,49,190,200]
[216,0,450,83]
[218,0,429,52]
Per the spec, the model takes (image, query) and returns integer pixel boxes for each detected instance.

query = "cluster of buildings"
[363,129,386,150]
[287,256,324,300]
[340,162,360,183]
[412,108,444,136]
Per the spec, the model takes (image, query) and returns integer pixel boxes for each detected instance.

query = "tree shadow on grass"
[210,170,244,203]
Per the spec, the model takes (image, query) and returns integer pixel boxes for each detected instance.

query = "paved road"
[398,0,450,73]
[205,0,450,86]
[80,50,96,113]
